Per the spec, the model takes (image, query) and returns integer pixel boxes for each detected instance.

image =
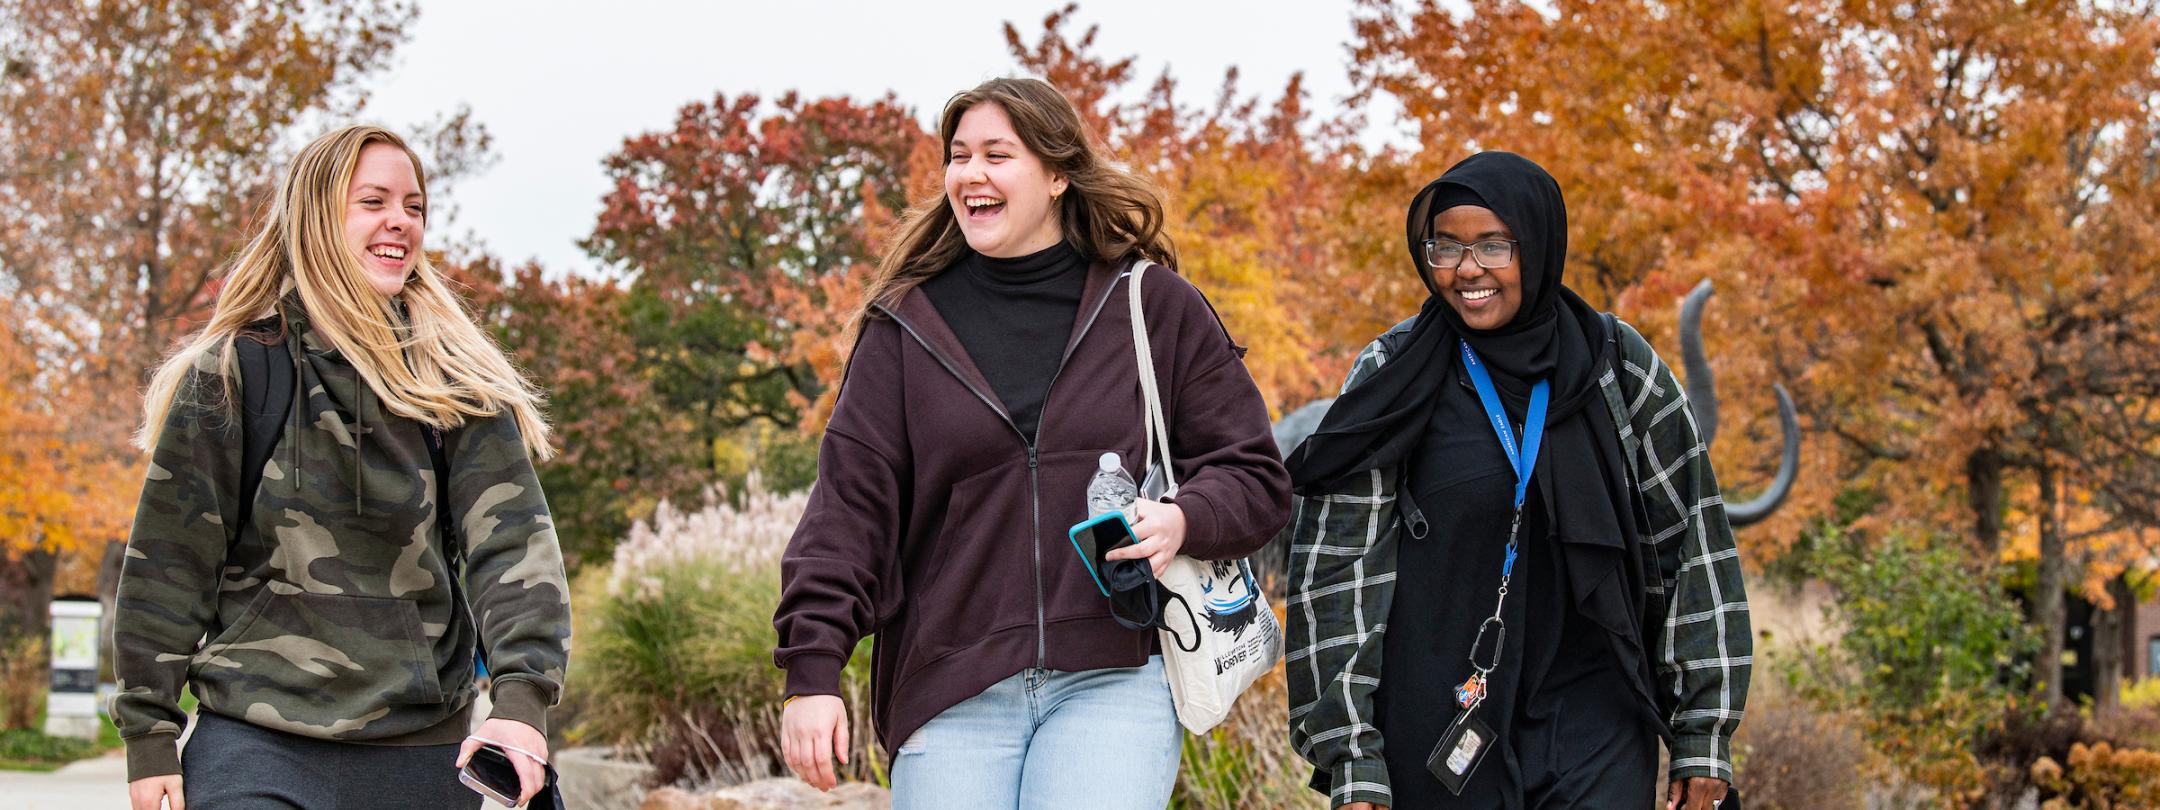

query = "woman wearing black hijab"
[1286,152,1750,810]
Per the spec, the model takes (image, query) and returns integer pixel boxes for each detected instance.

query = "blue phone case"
[1068,511,1137,598]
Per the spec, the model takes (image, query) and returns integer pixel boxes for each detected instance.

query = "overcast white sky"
[361,0,1394,278]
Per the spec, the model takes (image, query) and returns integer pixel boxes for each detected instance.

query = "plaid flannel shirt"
[1287,316,1752,808]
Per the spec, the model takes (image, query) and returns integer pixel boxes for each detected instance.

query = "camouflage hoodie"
[111,303,572,781]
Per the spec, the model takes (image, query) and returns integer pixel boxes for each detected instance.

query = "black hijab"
[1287,151,1616,493]
[1286,150,1665,730]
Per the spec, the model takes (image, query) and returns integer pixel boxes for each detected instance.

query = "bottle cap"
[1098,452,1121,473]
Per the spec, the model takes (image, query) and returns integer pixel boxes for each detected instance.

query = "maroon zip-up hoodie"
[773,258,1291,754]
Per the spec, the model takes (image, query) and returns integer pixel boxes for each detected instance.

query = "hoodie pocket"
[193,587,446,715]
[904,460,1036,663]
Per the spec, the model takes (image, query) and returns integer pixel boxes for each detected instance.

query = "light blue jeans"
[890,656,1182,809]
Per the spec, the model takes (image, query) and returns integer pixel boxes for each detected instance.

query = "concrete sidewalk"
[0,748,515,809]
[0,696,512,809]
[0,750,130,809]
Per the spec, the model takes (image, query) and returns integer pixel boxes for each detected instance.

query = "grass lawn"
[0,684,188,771]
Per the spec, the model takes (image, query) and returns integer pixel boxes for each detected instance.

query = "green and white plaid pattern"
[1287,318,1752,807]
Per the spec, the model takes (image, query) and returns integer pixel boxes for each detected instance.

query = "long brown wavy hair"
[854,77,1176,332]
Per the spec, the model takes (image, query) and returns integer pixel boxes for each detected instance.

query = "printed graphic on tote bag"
[1199,560,1261,639]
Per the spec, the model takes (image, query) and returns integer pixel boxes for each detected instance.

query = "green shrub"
[0,727,100,771]
[1786,530,2040,798]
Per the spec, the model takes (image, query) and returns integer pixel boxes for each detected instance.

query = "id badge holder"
[1427,704,1497,795]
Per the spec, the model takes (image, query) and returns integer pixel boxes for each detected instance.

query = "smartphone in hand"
[460,744,524,806]
[1068,511,1139,597]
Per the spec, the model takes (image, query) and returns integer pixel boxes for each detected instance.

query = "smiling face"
[945,102,1067,258]
[344,142,426,297]
[1429,205,1523,331]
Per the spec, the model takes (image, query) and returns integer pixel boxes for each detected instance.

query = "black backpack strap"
[235,329,294,539]
[427,424,487,672]
[425,425,458,564]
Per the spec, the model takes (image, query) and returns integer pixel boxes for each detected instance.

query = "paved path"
[0,750,129,809]
[0,747,514,809]
[0,698,510,809]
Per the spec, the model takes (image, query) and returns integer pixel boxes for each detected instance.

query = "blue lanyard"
[1453,340,1551,710]
[1458,340,1548,575]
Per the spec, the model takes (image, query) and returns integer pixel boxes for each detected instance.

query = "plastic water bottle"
[1087,452,1139,518]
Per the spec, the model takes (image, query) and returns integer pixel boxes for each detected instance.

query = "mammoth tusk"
[1680,280,1800,528]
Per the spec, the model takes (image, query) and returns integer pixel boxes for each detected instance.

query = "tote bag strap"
[1129,260,1177,495]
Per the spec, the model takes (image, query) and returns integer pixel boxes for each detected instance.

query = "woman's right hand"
[129,774,184,810]
[780,695,849,792]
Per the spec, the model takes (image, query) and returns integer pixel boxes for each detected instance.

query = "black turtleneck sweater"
[920,241,1089,439]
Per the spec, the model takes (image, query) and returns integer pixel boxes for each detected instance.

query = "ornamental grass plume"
[606,471,808,600]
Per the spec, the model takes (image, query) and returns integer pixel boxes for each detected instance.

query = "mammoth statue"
[1261,281,1799,588]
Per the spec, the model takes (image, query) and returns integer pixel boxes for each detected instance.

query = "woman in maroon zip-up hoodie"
[772,77,1291,808]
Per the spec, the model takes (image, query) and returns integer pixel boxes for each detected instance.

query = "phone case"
[461,746,523,806]
[1067,511,1137,597]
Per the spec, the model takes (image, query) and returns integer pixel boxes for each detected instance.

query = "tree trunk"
[0,547,59,730]
[2035,462,2068,708]
[1967,447,2004,554]
[2091,573,2133,715]
[0,547,58,644]
[2124,576,2144,684]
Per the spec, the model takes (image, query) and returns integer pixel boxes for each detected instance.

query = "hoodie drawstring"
[280,303,370,515]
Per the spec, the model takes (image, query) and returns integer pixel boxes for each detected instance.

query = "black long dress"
[1372,364,1658,809]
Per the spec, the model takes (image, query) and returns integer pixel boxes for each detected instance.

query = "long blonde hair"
[855,77,1176,332]
[138,125,554,460]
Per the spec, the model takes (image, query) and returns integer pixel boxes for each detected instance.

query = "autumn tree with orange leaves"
[0,0,494,719]
[0,0,420,683]
[991,6,1410,415]
[0,300,131,641]
[1346,0,2160,709]
[585,91,930,429]
[485,93,934,559]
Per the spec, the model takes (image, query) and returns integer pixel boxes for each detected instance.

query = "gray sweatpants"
[181,711,483,810]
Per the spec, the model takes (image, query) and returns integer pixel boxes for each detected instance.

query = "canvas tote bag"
[1128,260,1284,735]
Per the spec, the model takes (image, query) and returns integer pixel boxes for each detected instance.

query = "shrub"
[1732,660,1867,810]
[1172,656,1321,809]
[1789,531,2041,798]
[2122,677,2160,714]
[2032,742,2160,809]
[569,475,883,789]
[0,635,43,730]
[1976,707,2090,804]
[0,727,99,771]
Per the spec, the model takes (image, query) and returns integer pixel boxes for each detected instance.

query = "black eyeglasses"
[1422,238,1518,270]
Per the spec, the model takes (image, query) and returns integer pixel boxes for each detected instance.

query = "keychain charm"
[1454,674,1486,709]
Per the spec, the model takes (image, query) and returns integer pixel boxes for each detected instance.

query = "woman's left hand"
[459,717,550,807]
[1666,776,1729,810]
[1104,499,1186,578]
